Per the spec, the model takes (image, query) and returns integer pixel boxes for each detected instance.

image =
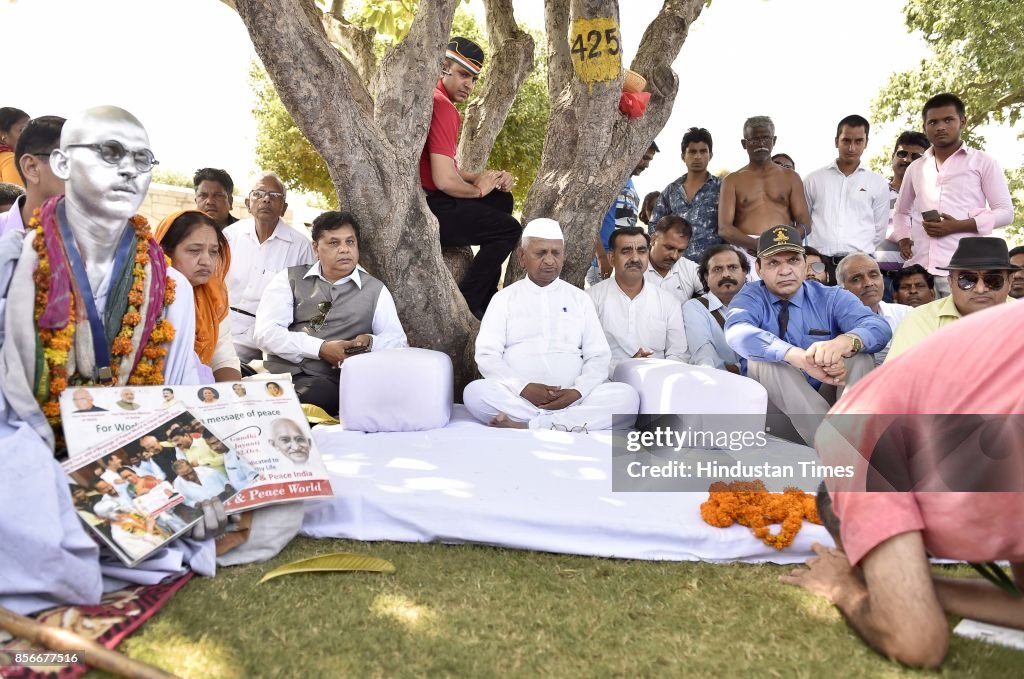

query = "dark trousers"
[821,254,847,286]
[426,190,522,316]
[293,371,341,417]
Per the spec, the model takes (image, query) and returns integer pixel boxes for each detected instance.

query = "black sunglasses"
[895,150,923,161]
[310,301,332,331]
[956,272,1006,291]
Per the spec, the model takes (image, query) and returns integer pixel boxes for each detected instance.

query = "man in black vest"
[255,211,408,415]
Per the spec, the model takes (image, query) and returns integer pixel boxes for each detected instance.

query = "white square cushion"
[612,359,768,434]
[338,348,453,432]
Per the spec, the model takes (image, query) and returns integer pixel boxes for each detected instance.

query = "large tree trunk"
[236,0,480,391]
[233,0,536,395]
[234,0,705,391]
[508,0,707,287]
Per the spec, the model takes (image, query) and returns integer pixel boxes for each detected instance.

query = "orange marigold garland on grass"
[31,208,176,424]
[700,479,821,550]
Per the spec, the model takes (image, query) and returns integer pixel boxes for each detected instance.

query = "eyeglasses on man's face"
[249,189,285,201]
[65,140,159,173]
[956,272,1006,291]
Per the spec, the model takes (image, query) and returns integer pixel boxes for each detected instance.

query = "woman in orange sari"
[156,210,241,381]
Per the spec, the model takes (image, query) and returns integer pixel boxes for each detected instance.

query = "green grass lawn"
[93,537,1022,678]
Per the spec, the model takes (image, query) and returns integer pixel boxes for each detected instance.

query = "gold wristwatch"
[841,333,863,356]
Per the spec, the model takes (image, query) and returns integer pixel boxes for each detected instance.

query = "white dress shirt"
[873,300,912,366]
[253,264,408,363]
[476,277,611,398]
[804,161,890,256]
[224,218,315,352]
[683,292,742,370]
[586,277,688,376]
[210,316,240,373]
[0,195,25,237]
[643,257,703,301]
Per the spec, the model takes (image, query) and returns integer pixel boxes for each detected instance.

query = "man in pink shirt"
[782,301,1024,668]
[420,37,521,320]
[892,93,1013,297]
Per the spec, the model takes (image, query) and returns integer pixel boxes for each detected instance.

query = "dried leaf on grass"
[260,553,396,583]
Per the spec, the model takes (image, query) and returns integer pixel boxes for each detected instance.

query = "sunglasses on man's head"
[895,150,923,161]
[956,272,1006,291]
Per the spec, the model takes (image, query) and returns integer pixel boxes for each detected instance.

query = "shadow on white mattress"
[302,406,832,564]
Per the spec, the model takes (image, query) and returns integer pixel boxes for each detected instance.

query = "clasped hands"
[319,334,373,368]
[785,335,856,385]
[520,383,582,410]
[474,170,515,197]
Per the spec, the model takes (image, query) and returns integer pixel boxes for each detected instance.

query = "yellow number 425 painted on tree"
[570,17,622,84]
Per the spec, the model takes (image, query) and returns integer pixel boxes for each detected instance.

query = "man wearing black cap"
[886,236,1019,361]
[420,36,522,320]
[724,224,891,445]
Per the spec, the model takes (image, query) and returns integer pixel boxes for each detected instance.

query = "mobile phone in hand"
[922,209,941,222]
[345,345,370,355]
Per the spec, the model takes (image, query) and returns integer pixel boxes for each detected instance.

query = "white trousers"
[463,379,639,431]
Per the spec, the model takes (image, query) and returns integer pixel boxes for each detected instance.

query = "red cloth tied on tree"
[619,92,650,119]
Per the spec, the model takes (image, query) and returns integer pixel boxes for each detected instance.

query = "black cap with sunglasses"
[938,237,1021,291]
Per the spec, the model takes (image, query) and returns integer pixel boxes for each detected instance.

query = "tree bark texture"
[235,0,485,391]
[507,0,707,287]
[233,0,705,391]
[457,0,537,174]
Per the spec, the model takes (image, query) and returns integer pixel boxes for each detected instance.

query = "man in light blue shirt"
[725,225,891,444]
[684,244,748,373]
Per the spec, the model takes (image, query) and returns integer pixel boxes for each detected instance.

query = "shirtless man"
[719,116,810,254]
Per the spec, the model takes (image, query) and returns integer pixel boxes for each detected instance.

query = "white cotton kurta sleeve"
[368,286,409,350]
[572,289,613,397]
[475,286,530,396]
[210,316,241,372]
[163,268,201,385]
[663,299,689,364]
[253,268,324,363]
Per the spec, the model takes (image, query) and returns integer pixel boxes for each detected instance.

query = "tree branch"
[235,0,374,145]
[372,0,460,165]
[322,12,378,85]
[514,0,708,287]
[457,0,536,173]
[544,0,572,102]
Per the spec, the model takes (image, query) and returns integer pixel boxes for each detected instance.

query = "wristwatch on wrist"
[842,333,863,355]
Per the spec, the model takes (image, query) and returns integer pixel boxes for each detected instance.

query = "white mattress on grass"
[302,406,833,564]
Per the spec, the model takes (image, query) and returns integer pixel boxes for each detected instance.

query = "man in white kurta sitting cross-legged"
[463,218,639,431]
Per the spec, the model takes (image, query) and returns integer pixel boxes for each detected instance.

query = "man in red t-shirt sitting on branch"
[420,36,522,320]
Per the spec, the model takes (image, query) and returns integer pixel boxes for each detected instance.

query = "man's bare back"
[720,162,811,251]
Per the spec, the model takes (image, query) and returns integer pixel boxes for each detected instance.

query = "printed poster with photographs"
[60,381,335,566]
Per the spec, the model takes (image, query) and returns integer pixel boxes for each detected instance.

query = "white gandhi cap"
[522,217,563,240]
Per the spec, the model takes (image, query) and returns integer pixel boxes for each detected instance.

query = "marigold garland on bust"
[31,208,176,424]
[700,480,822,550]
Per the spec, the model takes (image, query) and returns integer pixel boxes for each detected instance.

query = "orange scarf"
[154,210,231,366]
